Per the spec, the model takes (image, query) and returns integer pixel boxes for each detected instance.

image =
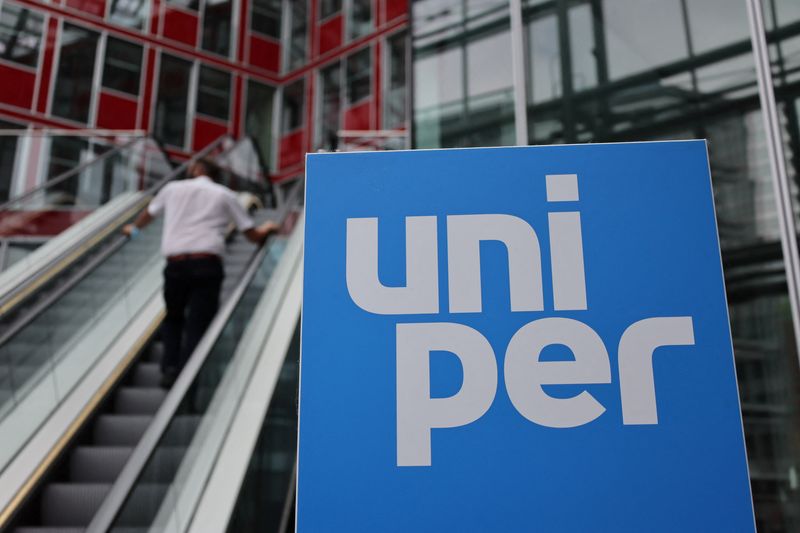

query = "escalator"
[0,136,292,533]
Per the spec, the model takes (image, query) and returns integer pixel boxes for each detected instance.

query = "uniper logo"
[345,174,695,467]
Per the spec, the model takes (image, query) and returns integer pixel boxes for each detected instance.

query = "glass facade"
[411,0,800,529]
[51,23,99,123]
[154,53,192,148]
[0,3,43,68]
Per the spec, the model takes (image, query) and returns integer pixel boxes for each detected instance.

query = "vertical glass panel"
[108,0,149,29]
[245,80,275,166]
[412,0,514,148]
[197,65,231,120]
[155,53,192,148]
[201,0,232,57]
[346,46,371,105]
[317,61,341,150]
[349,0,371,40]
[0,2,44,68]
[282,78,304,133]
[52,24,99,123]
[568,3,596,92]
[250,0,281,38]
[0,121,18,203]
[320,0,341,19]
[102,37,143,96]
[527,11,560,104]
[287,0,307,71]
[46,137,88,204]
[685,0,749,54]
[601,0,687,80]
[167,0,199,10]
[385,32,407,130]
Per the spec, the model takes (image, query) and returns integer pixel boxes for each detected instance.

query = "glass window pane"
[527,12,561,104]
[47,137,88,204]
[281,78,304,133]
[384,32,407,130]
[197,65,231,120]
[251,0,281,38]
[0,120,19,203]
[317,61,341,150]
[412,0,513,148]
[52,24,99,123]
[602,0,687,80]
[155,53,191,147]
[166,0,198,11]
[685,0,749,54]
[108,0,148,29]
[349,0,371,40]
[245,80,274,165]
[102,37,143,96]
[0,3,44,68]
[201,0,232,57]
[346,46,371,104]
[287,0,307,71]
[320,0,341,19]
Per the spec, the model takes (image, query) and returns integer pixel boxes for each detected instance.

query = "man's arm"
[244,220,280,244]
[122,204,155,236]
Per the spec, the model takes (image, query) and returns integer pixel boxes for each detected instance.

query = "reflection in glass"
[197,65,231,120]
[46,137,88,205]
[108,0,148,29]
[287,0,307,71]
[320,0,341,19]
[0,120,19,203]
[102,37,143,96]
[346,47,371,105]
[251,0,281,38]
[317,61,341,151]
[201,0,232,57]
[52,24,99,124]
[282,78,304,133]
[385,32,407,130]
[349,0,371,40]
[154,53,192,148]
[0,3,43,68]
[246,80,275,166]
[412,0,513,148]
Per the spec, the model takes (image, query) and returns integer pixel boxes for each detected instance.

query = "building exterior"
[0,0,409,202]
[412,1,800,531]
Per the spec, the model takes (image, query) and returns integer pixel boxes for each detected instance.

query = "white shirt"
[148,176,254,257]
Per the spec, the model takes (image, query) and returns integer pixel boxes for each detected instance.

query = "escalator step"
[69,446,133,483]
[144,343,164,364]
[93,415,152,446]
[40,483,110,527]
[114,388,166,415]
[131,363,161,387]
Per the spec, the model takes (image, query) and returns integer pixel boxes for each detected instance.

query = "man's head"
[189,157,222,181]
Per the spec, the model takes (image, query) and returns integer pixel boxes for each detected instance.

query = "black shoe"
[160,367,178,388]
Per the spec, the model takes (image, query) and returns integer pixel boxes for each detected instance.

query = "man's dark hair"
[194,157,222,181]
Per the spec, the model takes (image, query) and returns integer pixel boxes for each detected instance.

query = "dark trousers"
[162,257,224,373]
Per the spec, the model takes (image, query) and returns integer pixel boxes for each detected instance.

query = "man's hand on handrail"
[244,220,280,244]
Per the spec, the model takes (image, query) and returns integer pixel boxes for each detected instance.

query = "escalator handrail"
[0,135,234,316]
[0,136,145,212]
[87,183,303,533]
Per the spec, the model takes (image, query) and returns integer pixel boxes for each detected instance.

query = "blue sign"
[298,141,755,532]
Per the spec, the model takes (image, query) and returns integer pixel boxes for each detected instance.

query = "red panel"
[162,7,198,47]
[96,91,138,130]
[279,130,304,170]
[64,0,105,17]
[231,75,243,137]
[0,64,35,109]
[237,0,248,62]
[344,100,372,130]
[385,0,408,22]
[193,117,228,151]
[36,18,59,114]
[373,42,381,130]
[248,34,280,72]
[0,210,91,237]
[139,47,157,130]
[318,15,342,56]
